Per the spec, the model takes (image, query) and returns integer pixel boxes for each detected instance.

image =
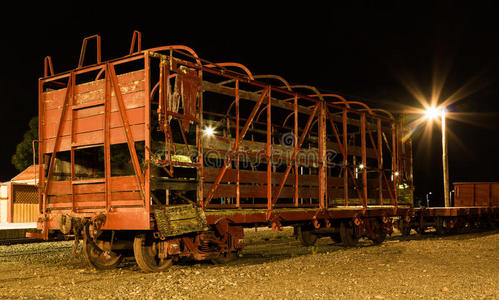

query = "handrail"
[78,35,101,68]
[310,93,351,109]
[129,30,142,55]
[254,75,292,91]
[147,45,202,66]
[44,56,54,77]
[204,62,254,80]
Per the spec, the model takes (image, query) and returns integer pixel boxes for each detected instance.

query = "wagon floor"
[204,205,411,216]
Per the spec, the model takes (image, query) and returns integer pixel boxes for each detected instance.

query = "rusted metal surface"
[28,32,497,271]
[35,32,415,233]
[454,182,499,207]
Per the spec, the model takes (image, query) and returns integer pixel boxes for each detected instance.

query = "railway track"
[0,245,73,258]
[0,238,45,246]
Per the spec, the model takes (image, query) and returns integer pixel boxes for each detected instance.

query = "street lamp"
[424,106,450,207]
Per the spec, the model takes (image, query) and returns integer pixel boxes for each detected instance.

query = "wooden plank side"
[454,184,474,207]
[201,134,376,160]
[48,200,143,209]
[43,90,146,127]
[474,183,490,206]
[42,123,145,152]
[111,176,140,192]
[492,183,499,206]
[203,168,344,187]
[48,192,141,205]
[43,106,146,139]
[47,177,139,196]
[47,181,72,196]
[42,70,145,111]
[202,184,320,199]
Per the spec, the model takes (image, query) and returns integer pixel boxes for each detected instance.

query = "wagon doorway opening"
[149,56,202,206]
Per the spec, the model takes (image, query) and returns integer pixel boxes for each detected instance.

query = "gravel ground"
[0,228,497,300]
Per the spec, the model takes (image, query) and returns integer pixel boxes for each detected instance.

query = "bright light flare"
[424,106,442,120]
[203,126,215,137]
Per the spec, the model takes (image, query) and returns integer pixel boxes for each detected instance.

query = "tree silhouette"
[12,116,38,171]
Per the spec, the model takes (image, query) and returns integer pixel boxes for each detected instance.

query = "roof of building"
[10,165,39,183]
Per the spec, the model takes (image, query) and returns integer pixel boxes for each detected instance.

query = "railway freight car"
[27,32,494,272]
[397,182,498,236]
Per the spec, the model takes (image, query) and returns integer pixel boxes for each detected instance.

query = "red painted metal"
[454,182,499,207]
[25,33,498,271]
[203,86,270,208]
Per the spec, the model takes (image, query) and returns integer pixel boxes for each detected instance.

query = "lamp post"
[441,109,450,207]
[424,107,450,207]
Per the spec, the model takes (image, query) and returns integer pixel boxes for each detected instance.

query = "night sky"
[1,2,498,204]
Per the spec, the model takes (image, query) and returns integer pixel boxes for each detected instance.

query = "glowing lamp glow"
[424,106,442,120]
[358,164,365,170]
[203,126,215,137]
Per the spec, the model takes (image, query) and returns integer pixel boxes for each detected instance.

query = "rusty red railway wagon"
[405,182,499,235]
[27,32,494,271]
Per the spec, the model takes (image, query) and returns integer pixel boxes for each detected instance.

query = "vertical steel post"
[104,65,112,212]
[294,95,299,207]
[343,110,349,206]
[38,79,44,215]
[392,123,398,205]
[318,102,326,209]
[361,113,368,208]
[235,80,240,208]
[70,72,76,213]
[377,119,383,205]
[198,69,204,207]
[144,53,151,213]
[266,88,272,213]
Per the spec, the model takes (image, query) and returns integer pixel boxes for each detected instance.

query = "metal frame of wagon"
[32,31,416,240]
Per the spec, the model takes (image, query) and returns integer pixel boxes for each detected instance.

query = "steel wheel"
[435,217,451,235]
[296,226,318,246]
[398,219,412,236]
[82,236,123,270]
[211,251,239,265]
[367,219,386,245]
[330,233,342,243]
[133,234,173,272]
[340,221,359,247]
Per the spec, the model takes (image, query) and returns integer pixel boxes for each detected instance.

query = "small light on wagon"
[358,164,365,170]
[394,171,399,176]
[203,126,215,137]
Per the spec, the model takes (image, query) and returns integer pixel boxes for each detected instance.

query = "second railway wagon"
[30,32,415,271]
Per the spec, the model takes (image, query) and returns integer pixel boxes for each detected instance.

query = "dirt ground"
[0,228,498,300]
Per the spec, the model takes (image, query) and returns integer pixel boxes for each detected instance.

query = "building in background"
[0,165,39,224]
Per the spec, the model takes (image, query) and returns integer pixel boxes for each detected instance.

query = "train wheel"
[211,251,240,265]
[340,221,359,247]
[297,226,318,246]
[133,233,173,272]
[435,217,451,235]
[398,219,412,236]
[330,233,342,243]
[367,219,386,245]
[82,235,123,270]
[415,225,426,235]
